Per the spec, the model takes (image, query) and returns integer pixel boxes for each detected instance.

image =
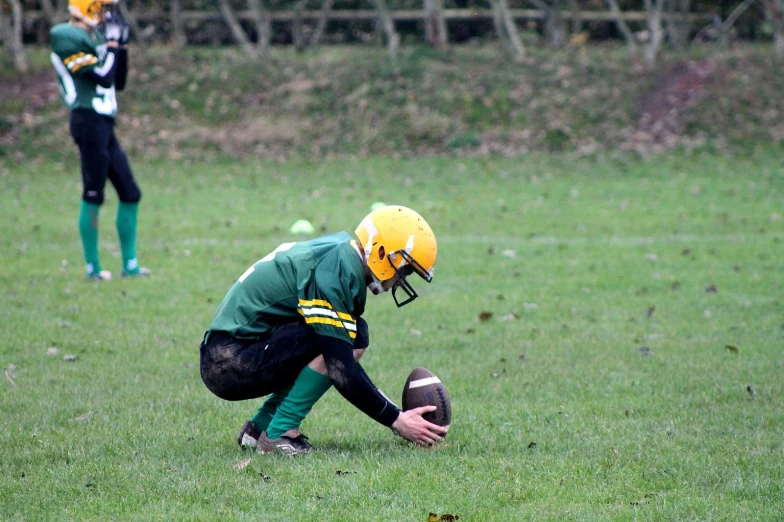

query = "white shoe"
[121,267,151,278]
[87,270,112,281]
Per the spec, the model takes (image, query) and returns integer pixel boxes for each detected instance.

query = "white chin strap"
[368,274,387,295]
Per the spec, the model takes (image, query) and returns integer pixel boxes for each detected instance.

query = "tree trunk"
[643,0,664,65]
[40,0,67,25]
[120,2,149,47]
[0,0,29,73]
[529,0,566,48]
[218,0,258,58]
[171,0,187,48]
[664,0,692,51]
[764,0,784,57]
[368,0,399,58]
[567,0,581,35]
[293,0,308,51]
[490,0,525,61]
[424,0,448,47]
[247,0,271,55]
[309,0,335,47]
[604,0,638,54]
[718,0,756,47]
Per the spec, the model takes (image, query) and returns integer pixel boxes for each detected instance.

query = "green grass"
[1,150,782,520]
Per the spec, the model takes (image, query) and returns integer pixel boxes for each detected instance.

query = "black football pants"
[69,108,141,205]
[199,319,369,402]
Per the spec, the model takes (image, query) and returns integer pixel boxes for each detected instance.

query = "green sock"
[116,202,139,273]
[250,386,292,433]
[266,367,332,439]
[79,201,102,275]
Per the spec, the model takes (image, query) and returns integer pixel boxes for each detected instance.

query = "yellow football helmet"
[355,205,437,307]
[68,0,117,27]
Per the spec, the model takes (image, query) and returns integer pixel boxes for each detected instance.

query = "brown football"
[401,367,451,429]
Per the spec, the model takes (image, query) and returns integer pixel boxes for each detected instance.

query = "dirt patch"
[0,68,61,149]
[623,59,714,154]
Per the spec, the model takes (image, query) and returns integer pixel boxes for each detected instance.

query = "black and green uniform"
[50,22,143,277]
[200,232,401,427]
[50,23,120,116]
[50,22,139,206]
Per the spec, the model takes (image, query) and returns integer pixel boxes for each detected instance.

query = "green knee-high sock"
[266,367,333,439]
[79,201,102,275]
[250,386,292,432]
[116,202,139,274]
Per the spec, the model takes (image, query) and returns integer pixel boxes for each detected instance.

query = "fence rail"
[22,8,717,24]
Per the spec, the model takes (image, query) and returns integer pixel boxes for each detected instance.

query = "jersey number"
[238,242,296,282]
[93,85,117,115]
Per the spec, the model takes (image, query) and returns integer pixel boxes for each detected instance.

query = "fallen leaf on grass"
[630,493,656,506]
[725,344,739,353]
[46,347,60,356]
[63,354,77,362]
[527,441,537,448]
[705,284,718,293]
[478,311,493,322]
[233,458,251,471]
[501,312,519,321]
[4,365,17,387]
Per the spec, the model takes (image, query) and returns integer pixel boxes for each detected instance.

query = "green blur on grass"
[1,150,782,521]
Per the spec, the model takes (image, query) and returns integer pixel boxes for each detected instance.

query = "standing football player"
[200,205,448,455]
[50,0,150,281]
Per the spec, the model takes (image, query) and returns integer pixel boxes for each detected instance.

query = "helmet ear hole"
[377,246,385,261]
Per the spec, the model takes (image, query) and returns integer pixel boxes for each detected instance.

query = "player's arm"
[87,45,120,88]
[59,44,119,88]
[114,47,128,91]
[318,334,400,426]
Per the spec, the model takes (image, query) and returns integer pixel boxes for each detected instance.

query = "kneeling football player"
[199,205,447,455]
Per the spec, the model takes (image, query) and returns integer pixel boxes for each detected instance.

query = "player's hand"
[101,10,130,45]
[391,406,448,445]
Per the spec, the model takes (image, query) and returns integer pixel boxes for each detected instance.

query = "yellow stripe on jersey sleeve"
[299,298,333,309]
[64,52,98,72]
[336,311,355,322]
[304,316,357,339]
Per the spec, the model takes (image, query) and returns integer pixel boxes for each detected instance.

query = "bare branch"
[218,0,258,58]
[604,0,638,53]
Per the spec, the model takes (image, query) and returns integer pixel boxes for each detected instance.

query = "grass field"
[1,150,782,521]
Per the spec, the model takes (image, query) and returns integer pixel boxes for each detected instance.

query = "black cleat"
[237,420,262,449]
[257,429,313,456]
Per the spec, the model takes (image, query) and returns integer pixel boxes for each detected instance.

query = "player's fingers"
[411,405,436,415]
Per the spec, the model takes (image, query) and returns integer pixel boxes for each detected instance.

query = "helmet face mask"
[355,205,437,307]
[389,250,431,307]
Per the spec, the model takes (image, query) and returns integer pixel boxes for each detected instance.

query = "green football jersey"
[208,232,368,344]
[50,23,117,117]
